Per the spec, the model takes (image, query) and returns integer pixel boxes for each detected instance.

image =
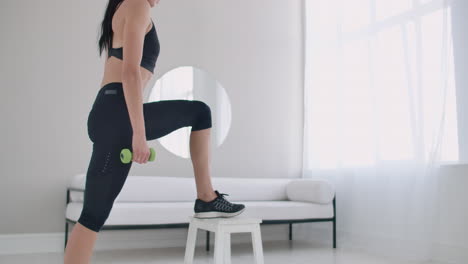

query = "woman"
[64,0,245,262]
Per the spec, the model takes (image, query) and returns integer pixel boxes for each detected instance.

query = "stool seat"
[197,217,262,224]
[184,216,264,264]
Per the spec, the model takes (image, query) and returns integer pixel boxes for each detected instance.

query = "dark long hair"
[98,0,125,57]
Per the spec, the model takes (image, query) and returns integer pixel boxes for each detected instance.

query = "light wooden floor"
[0,239,443,264]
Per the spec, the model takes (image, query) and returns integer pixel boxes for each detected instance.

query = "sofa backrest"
[69,174,292,203]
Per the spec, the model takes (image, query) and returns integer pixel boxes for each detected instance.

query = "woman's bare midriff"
[100,58,153,91]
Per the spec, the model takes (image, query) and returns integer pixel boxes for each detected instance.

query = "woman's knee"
[192,100,212,131]
[77,203,113,233]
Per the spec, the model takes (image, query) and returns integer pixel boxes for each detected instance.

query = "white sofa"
[65,174,336,250]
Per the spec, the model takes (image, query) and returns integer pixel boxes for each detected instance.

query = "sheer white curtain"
[303,0,457,260]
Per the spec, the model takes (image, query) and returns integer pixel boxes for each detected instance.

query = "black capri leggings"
[77,82,212,232]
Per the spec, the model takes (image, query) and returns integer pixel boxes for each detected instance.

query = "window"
[304,0,458,169]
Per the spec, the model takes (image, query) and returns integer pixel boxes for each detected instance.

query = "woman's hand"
[132,132,150,164]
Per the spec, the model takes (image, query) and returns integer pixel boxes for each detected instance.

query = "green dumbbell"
[120,148,156,164]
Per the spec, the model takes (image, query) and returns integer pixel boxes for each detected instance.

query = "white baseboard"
[0,223,288,255]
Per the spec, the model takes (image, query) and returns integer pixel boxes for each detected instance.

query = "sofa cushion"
[286,179,335,204]
[69,174,292,203]
[65,200,334,226]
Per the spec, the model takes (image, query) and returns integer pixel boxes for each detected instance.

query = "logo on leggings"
[105,89,117,95]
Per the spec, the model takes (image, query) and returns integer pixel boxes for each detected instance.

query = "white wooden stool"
[184,216,264,264]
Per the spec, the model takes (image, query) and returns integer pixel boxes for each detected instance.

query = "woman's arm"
[120,0,151,137]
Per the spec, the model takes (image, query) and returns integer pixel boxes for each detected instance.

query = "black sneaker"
[194,190,246,218]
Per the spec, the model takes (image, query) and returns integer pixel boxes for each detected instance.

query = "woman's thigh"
[143,99,203,141]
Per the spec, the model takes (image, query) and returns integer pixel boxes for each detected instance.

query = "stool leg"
[184,223,198,264]
[251,225,264,264]
[224,231,231,264]
[214,228,225,264]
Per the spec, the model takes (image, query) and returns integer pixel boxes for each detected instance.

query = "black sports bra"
[108,19,160,74]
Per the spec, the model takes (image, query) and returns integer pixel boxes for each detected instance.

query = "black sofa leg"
[332,218,336,248]
[206,230,210,251]
[333,196,336,248]
[64,222,69,250]
[289,223,292,240]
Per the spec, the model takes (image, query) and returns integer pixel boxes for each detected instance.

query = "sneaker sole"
[193,207,246,219]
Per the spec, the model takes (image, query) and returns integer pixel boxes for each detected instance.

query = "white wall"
[0,0,303,234]
[451,0,468,163]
